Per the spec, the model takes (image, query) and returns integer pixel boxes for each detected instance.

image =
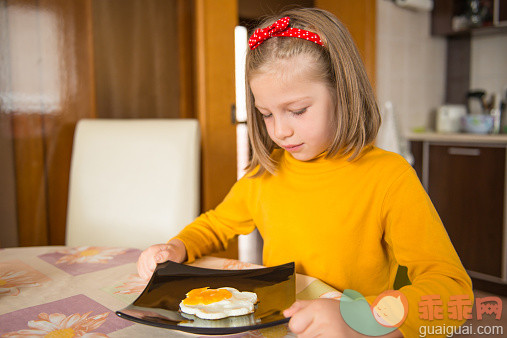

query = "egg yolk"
[182,287,233,305]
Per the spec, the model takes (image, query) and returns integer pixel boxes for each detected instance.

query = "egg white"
[179,287,257,320]
[178,313,260,328]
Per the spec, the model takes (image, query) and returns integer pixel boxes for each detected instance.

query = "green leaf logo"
[340,289,408,336]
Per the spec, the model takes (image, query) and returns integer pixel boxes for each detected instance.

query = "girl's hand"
[284,299,403,337]
[283,299,366,338]
[137,239,187,280]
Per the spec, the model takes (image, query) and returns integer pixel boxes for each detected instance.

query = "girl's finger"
[283,300,306,317]
[287,301,315,334]
[155,248,170,263]
[138,263,151,280]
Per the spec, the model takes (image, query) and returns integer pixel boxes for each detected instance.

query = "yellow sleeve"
[382,168,473,337]
[175,175,257,262]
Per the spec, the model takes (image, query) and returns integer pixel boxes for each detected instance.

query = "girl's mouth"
[282,143,304,152]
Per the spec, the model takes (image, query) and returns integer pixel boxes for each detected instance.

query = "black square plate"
[116,260,295,335]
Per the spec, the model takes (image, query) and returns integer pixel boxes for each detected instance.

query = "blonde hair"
[245,8,380,176]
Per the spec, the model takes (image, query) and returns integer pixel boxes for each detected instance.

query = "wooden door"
[194,0,239,258]
[315,0,376,86]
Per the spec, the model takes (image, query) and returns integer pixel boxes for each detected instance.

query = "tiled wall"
[376,0,447,133]
[376,0,507,133]
[470,34,507,105]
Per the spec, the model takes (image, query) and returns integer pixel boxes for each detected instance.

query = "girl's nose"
[273,117,293,140]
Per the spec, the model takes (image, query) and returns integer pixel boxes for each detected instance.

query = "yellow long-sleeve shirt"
[176,146,473,336]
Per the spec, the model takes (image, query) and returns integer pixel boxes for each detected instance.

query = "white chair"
[65,119,200,249]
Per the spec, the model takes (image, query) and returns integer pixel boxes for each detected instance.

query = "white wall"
[470,34,507,102]
[376,0,447,133]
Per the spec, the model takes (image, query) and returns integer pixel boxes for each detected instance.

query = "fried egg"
[178,313,260,328]
[179,287,257,320]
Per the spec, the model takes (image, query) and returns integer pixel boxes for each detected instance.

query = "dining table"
[0,246,341,337]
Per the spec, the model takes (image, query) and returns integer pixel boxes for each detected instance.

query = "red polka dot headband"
[248,17,324,50]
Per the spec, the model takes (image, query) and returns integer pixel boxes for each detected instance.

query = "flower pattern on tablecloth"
[320,291,342,300]
[55,247,127,265]
[0,270,40,296]
[2,311,110,337]
[38,247,141,276]
[0,260,50,297]
[114,274,147,295]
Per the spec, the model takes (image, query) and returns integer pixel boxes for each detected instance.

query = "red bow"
[248,17,324,50]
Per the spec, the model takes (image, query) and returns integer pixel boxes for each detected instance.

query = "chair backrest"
[65,119,200,249]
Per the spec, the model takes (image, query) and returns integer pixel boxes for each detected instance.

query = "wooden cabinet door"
[194,0,239,258]
[428,144,505,278]
[315,0,376,86]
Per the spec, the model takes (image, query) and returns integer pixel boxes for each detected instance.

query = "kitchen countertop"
[405,131,507,144]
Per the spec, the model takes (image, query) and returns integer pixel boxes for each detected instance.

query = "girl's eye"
[290,107,307,116]
[256,108,271,119]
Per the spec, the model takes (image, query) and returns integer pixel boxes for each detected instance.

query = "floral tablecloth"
[0,246,340,337]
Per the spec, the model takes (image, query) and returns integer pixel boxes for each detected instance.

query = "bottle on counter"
[490,94,501,134]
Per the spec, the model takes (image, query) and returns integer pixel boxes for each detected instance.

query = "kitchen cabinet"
[431,0,507,106]
[410,135,507,294]
[432,0,507,36]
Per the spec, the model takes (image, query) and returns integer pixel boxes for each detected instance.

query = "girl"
[138,8,473,337]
